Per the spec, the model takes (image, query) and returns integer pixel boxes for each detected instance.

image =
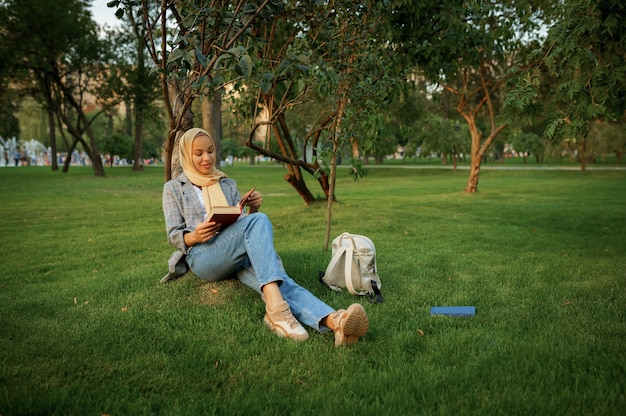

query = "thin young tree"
[111,0,278,181]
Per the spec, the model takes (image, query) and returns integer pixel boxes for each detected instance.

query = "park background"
[1,0,625,414]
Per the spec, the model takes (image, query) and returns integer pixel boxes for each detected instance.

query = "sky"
[89,0,121,28]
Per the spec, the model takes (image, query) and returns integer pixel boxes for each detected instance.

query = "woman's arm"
[163,178,228,251]
[184,221,221,246]
[162,181,191,253]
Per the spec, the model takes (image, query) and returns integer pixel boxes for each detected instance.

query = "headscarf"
[179,128,229,211]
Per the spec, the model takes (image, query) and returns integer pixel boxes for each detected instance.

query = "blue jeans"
[186,213,334,332]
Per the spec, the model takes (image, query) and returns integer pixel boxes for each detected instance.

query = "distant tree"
[390,0,553,192]
[0,0,114,176]
[510,132,545,163]
[381,82,436,163]
[589,122,625,166]
[505,0,626,171]
[0,89,20,140]
[418,114,469,170]
[99,132,134,165]
[102,7,161,172]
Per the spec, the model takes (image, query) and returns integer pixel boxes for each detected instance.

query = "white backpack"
[321,232,383,303]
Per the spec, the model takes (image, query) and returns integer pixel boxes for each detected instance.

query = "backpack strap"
[322,246,348,291]
[341,234,373,297]
[370,280,384,303]
[343,245,360,295]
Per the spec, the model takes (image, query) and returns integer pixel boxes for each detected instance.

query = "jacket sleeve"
[162,179,194,254]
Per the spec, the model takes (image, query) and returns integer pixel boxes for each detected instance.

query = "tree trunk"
[324,77,349,251]
[460,112,506,192]
[273,117,317,203]
[132,109,144,171]
[85,130,105,177]
[125,97,133,136]
[48,108,58,171]
[464,119,482,193]
[272,117,314,199]
[285,173,316,204]
[132,92,145,171]
[54,100,105,176]
[316,170,332,200]
[202,91,222,167]
[465,154,482,193]
[164,84,194,181]
[350,136,359,158]
[245,97,319,204]
[62,139,77,173]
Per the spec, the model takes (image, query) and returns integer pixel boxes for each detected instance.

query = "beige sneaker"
[263,301,309,341]
[331,303,369,346]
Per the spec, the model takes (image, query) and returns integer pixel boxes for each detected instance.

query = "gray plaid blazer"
[161,173,240,282]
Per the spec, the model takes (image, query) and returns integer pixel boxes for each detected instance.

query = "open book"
[206,187,256,229]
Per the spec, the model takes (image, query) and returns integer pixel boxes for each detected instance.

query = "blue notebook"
[430,306,476,317]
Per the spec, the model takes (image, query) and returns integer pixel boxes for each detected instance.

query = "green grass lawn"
[1,165,624,415]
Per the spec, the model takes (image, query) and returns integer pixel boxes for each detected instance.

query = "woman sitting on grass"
[162,127,369,346]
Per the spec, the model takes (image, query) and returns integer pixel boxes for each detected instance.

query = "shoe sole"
[263,314,309,342]
[335,304,369,346]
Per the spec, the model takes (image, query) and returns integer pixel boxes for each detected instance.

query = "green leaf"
[167,48,184,66]
[195,49,207,67]
[260,80,272,94]
[239,54,253,79]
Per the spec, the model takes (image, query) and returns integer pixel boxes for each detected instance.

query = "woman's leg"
[237,261,335,332]
[188,212,368,345]
[188,213,308,340]
[186,213,289,285]
[235,242,369,345]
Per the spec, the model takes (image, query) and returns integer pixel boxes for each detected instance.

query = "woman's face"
[191,134,216,175]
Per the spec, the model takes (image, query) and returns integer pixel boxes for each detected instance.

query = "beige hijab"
[179,128,228,211]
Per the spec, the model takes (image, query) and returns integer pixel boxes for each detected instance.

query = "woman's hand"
[244,191,263,213]
[185,221,222,246]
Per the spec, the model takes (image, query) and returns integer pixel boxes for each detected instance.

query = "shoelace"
[277,309,300,328]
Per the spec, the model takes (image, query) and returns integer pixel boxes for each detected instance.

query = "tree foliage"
[505,0,626,170]
[110,0,279,180]
[389,0,552,192]
[102,6,162,172]
[220,0,399,210]
[0,0,117,176]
